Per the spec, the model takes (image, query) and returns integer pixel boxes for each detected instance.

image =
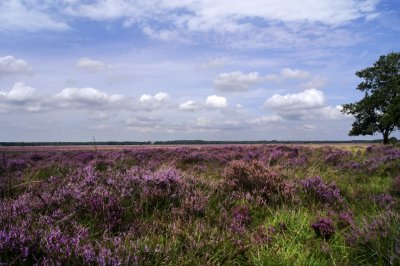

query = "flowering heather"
[372,194,395,210]
[393,176,400,195]
[338,210,355,229]
[301,176,343,205]
[229,205,252,234]
[311,217,335,239]
[6,158,27,172]
[223,159,291,202]
[346,211,399,265]
[0,144,399,265]
[223,160,275,191]
[324,149,350,166]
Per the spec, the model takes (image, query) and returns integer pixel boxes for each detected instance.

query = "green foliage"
[342,52,400,144]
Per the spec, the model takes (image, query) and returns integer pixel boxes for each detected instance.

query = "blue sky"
[0,0,399,141]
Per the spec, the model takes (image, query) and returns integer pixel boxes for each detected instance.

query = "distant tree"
[342,52,400,144]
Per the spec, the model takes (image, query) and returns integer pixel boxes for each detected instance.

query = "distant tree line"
[0,139,395,147]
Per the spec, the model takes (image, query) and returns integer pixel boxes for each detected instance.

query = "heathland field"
[1,144,399,265]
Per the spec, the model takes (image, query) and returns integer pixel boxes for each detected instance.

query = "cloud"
[1,85,174,113]
[0,56,32,77]
[138,92,170,110]
[179,100,201,111]
[0,82,42,112]
[248,115,283,125]
[300,76,327,89]
[0,82,37,102]
[0,1,69,31]
[280,68,310,79]
[266,68,310,81]
[179,95,231,111]
[319,105,352,120]
[58,0,379,51]
[77,58,107,70]
[139,92,169,103]
[214,71,263,91]
[205,95,228,109]
[264,88,351,120]
[0,1,380,51]
[54,87,125,108]
[265,88,324,110]
[65,0,379,27]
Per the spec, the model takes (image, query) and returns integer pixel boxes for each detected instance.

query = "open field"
[0,143,373,152]
[1,144,399,265]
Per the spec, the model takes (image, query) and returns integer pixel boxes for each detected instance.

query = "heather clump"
[338,210,355,229]
[223,160,275,191]
[324,149,350,166]
[223,160,291,202]
[141,167,183,209]
[179,189,209,218]
[229,205,252,234]
[7,158,27,172]
[311,217,335,240]
[346,212,400,265]
[301,176,343,205]
[371,194,395,210]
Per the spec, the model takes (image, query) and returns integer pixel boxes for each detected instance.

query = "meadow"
[0,144,399,265]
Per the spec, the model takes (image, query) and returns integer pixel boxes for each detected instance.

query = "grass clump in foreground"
[0,144,399,265]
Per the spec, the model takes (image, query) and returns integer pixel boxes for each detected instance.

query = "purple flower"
[301,176,343,204]
[7,159,27,171]
[311,217,335,239]
[229,205,252,234]
[338,210,354,228]
[372,194,394,209]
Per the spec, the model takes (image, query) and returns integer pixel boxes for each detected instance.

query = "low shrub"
[311,217,335,240]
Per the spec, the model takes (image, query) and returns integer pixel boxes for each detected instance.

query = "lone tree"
[342,52,400,144]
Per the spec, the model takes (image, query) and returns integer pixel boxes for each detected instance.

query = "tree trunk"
[383,131,389,145]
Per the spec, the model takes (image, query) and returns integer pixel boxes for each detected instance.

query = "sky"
[0,0,399,142]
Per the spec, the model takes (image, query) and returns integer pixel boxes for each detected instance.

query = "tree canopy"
[342,52,400,144]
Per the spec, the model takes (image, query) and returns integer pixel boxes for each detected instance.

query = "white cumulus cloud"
[264,89,351,121]
[0,82,37,102]
[0,82,41,112]
[138,92,170,110]
[214,71,263,91]
[55,87,125,108]
[205,95,228,109]
[264,88,324,110]
[0,56,32,77]
[139,92,169,103]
